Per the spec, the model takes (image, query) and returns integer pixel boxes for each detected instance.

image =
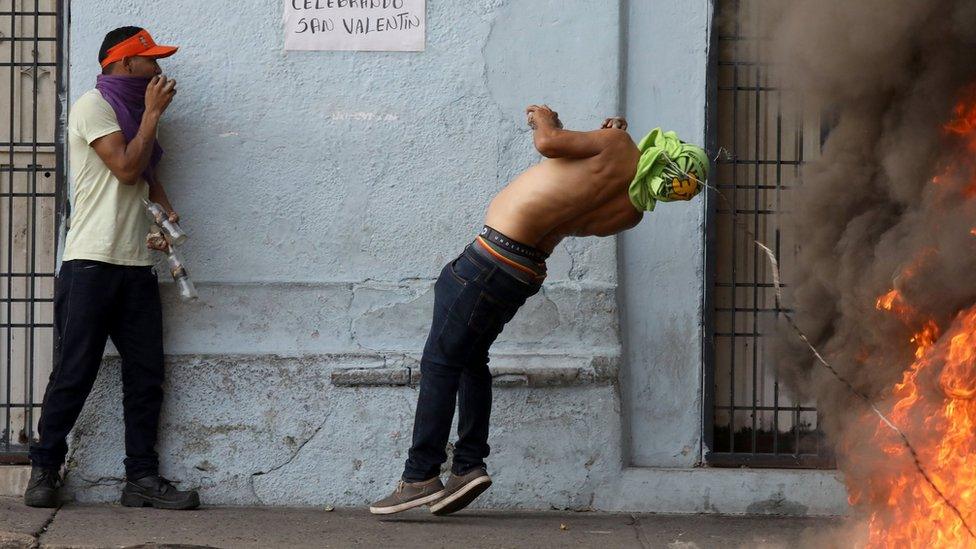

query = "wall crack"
[32,505,61,548]
[248,416,330,505]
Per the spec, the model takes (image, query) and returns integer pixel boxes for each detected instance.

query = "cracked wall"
[64,0,635,508]
[67,355,623,509]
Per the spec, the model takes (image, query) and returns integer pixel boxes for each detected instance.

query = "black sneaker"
[369,477,446,515]
[429,468,492,516]
[23,466,61,508]
[120,475,200,510]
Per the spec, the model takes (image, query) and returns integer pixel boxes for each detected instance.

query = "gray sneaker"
[429,468,492,516]
[369,477,446,515]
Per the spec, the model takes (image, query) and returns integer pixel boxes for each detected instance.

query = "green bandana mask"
[628,128,709,212]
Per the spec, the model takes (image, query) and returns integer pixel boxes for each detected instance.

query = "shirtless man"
[370,105,708,516]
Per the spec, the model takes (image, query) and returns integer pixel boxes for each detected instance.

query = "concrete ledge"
[330,354,618,387]
[596,467,850,517]
[331,367,585,388]
[104,352,621,389]
[331,367,411,387]
[0,467,30,498]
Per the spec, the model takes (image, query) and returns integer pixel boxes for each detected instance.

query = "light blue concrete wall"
[69,0,620,288]
[69,0,622,358]
[61,0,846,513]
[618,0,711,467]
[67,0,630,509]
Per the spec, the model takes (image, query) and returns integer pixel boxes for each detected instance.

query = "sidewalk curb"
[14,505,846,548]
[0,467,31,498]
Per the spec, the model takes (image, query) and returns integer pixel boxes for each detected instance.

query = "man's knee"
[122,362,164,394]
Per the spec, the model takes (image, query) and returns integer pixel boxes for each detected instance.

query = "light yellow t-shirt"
[62,89,153,266]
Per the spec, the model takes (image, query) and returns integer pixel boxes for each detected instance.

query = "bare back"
[484,128,643,254]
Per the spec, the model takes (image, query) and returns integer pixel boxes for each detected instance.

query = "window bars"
[703,0,832,468]
[0,0,63,464]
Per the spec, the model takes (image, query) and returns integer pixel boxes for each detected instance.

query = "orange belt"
[475,236,545,282]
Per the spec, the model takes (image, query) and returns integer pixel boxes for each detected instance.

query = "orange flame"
[945,88,976,138]
[852,306,975,547]
[876,289,901,312]
[849,89,976,547]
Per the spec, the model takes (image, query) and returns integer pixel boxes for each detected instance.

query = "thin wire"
[755,243,975,539]
[670,151,976,540]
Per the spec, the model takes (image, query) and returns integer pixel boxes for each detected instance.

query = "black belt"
[479,226,549,262]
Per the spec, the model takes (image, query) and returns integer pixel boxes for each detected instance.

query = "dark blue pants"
[403,246,541,481]
[29,259,164,479]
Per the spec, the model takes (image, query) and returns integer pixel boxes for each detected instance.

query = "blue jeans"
[403,245,542,481]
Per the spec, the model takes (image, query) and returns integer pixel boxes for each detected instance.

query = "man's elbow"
[534,135,560,158]
[113,168,141,185]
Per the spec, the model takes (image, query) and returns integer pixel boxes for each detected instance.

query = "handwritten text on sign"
[284,0,426,52]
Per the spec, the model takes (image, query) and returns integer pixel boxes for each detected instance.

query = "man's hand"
[145,76,177,118]
[526,105,563,130]
[148,208,180,226]
[602,117,628,130]
[146,231,170,252]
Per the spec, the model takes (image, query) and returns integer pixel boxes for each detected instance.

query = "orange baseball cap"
[100,29,178,69]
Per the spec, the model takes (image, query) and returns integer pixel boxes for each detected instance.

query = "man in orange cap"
[25,27,199,510]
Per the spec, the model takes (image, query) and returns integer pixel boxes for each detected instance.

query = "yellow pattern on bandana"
[628,128,709,212]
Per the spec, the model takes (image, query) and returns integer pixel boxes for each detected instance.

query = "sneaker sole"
[429,476,492,516]
[369,489,447,515]
[120,491,200,510]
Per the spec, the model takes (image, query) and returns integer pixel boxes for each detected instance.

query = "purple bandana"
[95,74,163,184]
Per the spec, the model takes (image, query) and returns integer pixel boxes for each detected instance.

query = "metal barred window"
[703,0,832,468]
[0,0,64,463]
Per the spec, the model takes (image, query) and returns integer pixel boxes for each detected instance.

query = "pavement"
[0,497,845,549]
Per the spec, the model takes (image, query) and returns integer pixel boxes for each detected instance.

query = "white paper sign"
[284,0,426,52]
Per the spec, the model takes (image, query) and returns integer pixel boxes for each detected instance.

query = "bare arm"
[91,126,158,185]
[146,170,180,252]
[90,76,177,185]
[527,105,612,159]
[148,170,178,220]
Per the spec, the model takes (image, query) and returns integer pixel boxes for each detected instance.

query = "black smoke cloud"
[766,0,976,434]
